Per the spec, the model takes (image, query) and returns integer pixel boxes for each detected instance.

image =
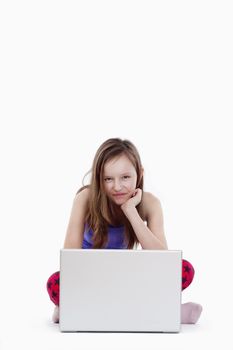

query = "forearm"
[123,206,167,250]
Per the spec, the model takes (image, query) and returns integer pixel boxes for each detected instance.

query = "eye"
[123,175,130,179]
[104,177,112,182]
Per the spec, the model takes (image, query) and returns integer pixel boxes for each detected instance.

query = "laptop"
[60,249,182,333]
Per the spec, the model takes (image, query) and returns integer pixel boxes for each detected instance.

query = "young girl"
[47,138,203,324]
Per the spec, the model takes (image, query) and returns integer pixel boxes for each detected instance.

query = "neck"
[109,201,125,226]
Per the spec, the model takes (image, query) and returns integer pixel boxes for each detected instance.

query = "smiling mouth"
[113,194,126,197]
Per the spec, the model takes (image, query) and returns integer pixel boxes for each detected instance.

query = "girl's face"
[103,154,138,206]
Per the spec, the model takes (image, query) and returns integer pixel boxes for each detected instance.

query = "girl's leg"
[46,271,60,306]
[46,263,202,324]
[181,259,203,323]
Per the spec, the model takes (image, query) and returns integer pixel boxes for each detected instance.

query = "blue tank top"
[82,222,128,249]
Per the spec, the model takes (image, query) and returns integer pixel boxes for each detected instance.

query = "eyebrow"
[103,172,132,177]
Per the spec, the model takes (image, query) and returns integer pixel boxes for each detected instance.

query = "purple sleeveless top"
[82,222,128,249]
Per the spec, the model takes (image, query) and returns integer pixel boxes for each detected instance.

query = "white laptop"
[60,249,182,333]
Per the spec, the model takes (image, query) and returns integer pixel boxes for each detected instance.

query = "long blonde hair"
[77,138,144,249]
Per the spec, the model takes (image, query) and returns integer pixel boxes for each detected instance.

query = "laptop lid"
[60,249,182,332]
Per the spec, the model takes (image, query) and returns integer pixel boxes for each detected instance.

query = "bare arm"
[63,188,90,249]
[121,191,168,250]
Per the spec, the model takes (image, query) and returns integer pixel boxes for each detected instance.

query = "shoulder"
[141,191,162,220]
[73,186,91,209]
[75,186,90,200]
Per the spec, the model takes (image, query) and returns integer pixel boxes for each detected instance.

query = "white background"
[0,1,232,349]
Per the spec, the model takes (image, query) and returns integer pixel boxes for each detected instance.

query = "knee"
[182,259,195,290]
[46,271,60,290]
[46,271,60,305]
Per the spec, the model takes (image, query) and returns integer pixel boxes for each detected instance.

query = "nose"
[113,180,122,191]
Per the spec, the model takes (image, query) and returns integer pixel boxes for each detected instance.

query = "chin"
[113,197,128,206]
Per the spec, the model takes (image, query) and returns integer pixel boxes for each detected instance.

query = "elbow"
[63,238,83,249]
[141,244,167,250]
[141,240,168,250]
